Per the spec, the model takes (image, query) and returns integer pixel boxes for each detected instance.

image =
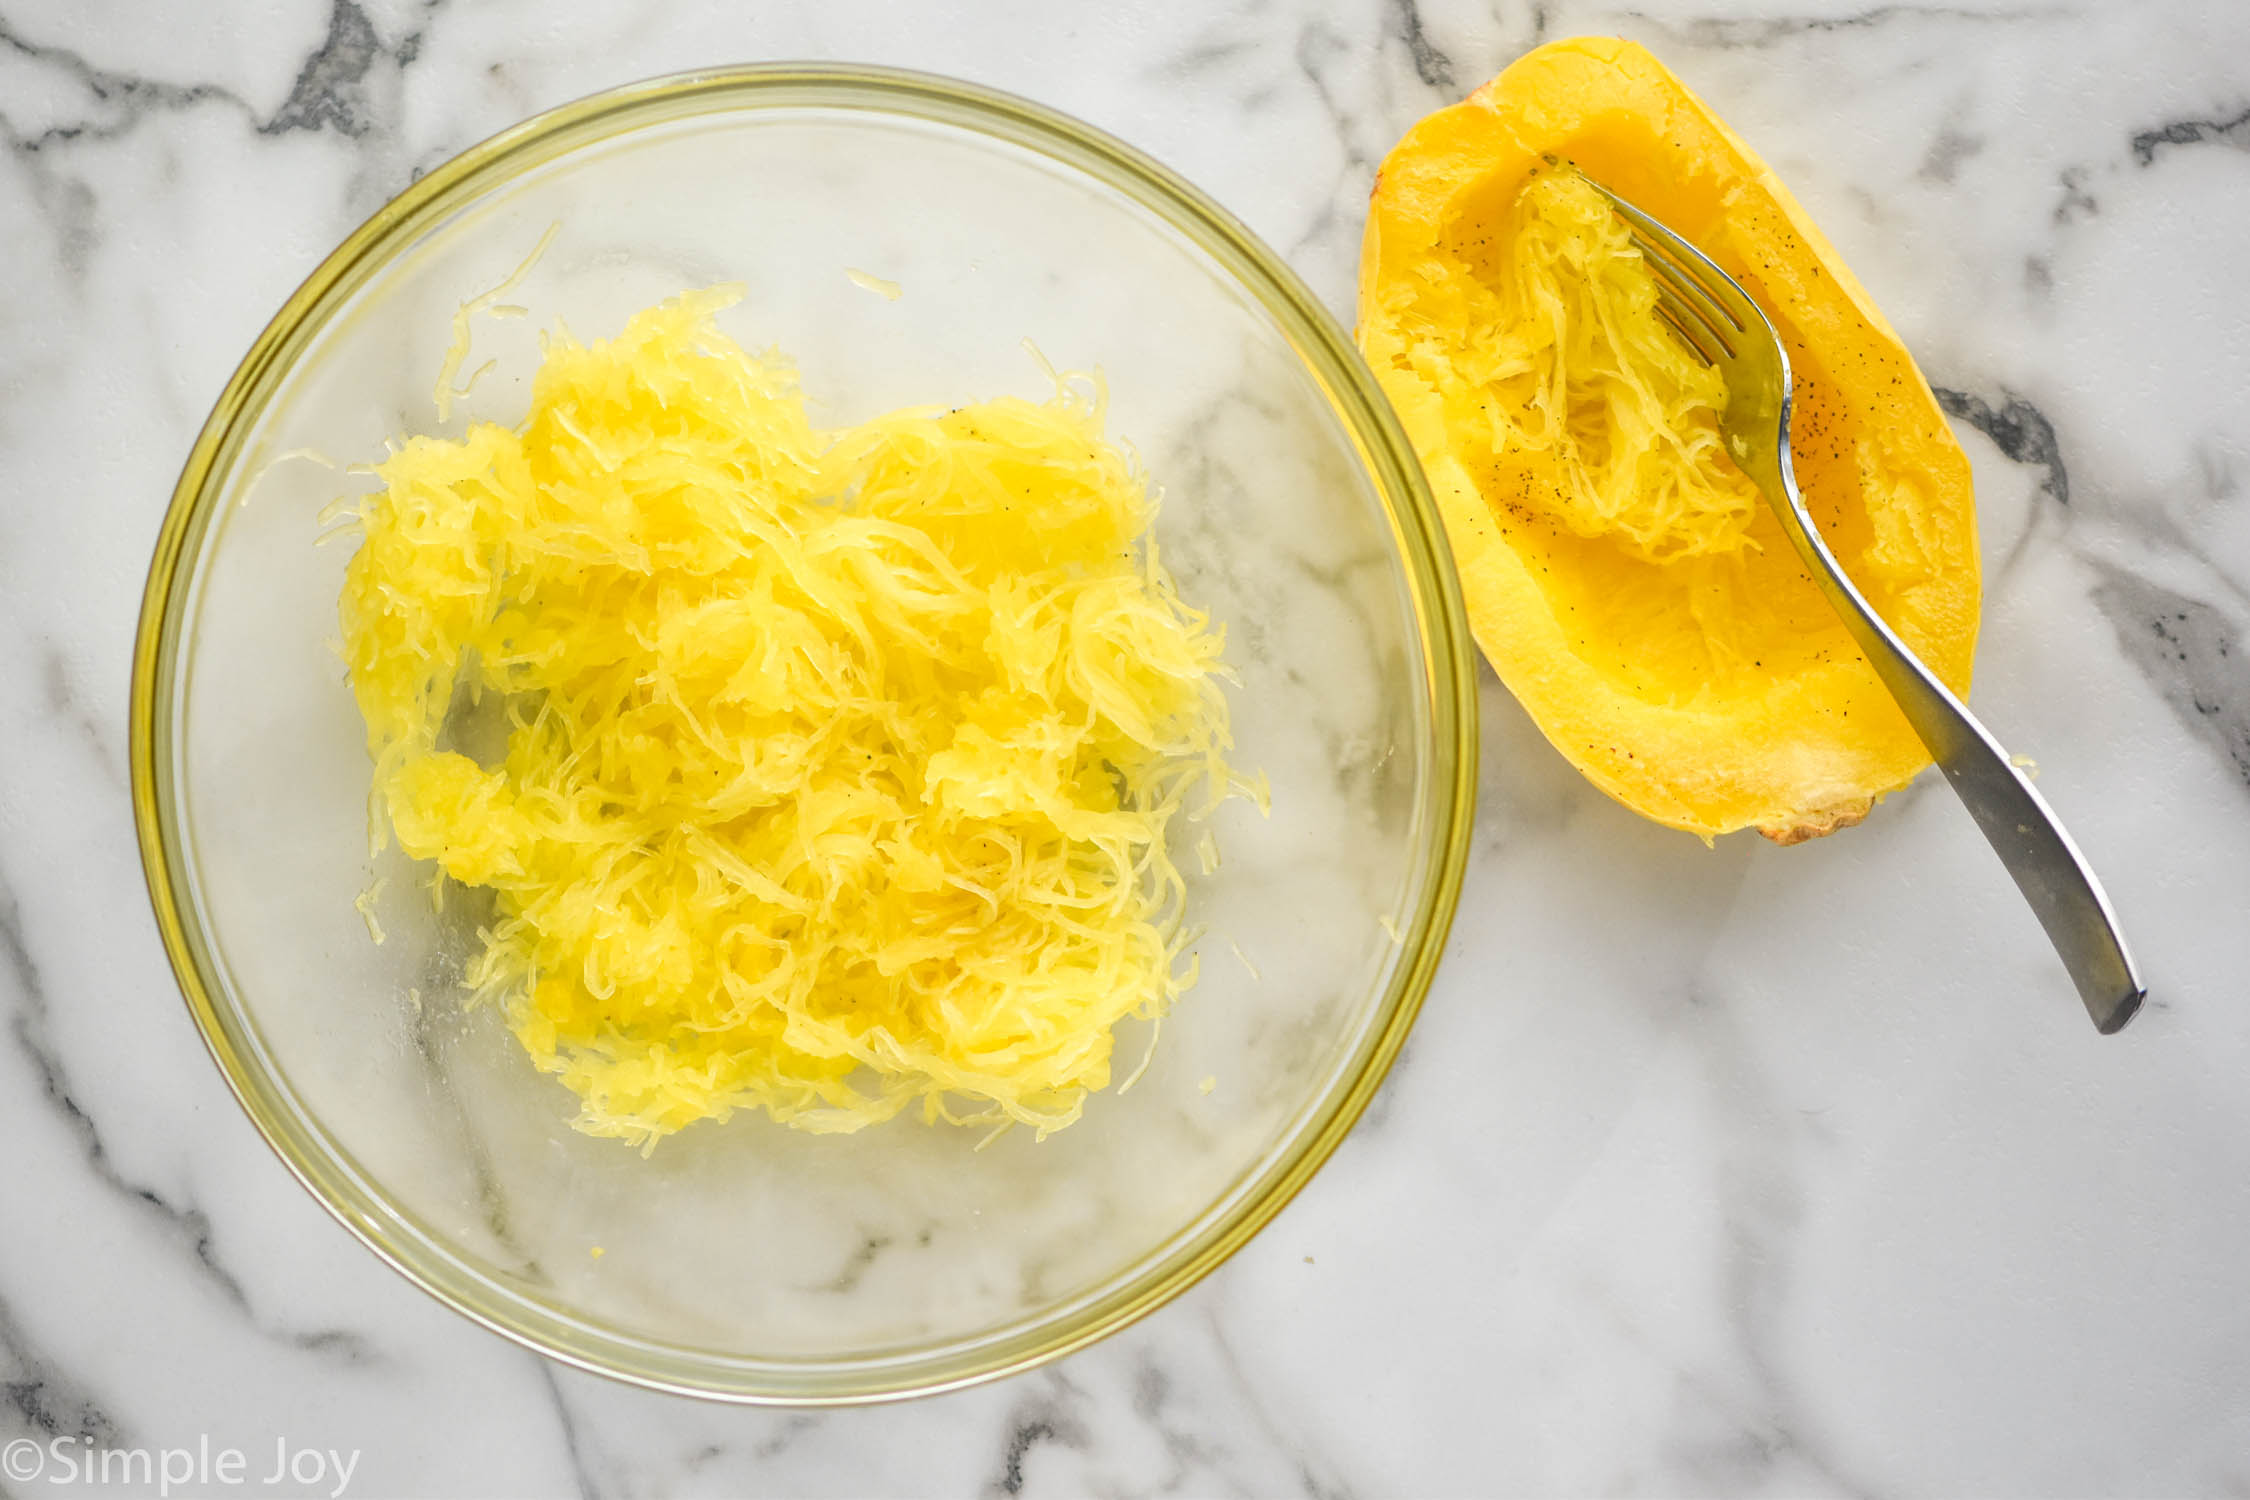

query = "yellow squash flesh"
[1358,37,1980,842]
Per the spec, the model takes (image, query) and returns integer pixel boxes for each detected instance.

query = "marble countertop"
[7,1,2250,1495]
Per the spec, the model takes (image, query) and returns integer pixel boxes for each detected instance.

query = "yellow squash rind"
[1358,37,1980,842]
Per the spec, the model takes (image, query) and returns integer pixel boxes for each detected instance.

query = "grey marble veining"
[5,1,2250,1495]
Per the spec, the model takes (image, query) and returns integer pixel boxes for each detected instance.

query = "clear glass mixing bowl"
[131,65,1475,1402]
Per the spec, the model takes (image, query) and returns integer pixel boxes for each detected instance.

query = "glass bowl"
[130,65,1475,1403]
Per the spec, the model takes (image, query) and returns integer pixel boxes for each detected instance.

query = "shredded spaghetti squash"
[339,287,1243,1147]
[1406,170,1764,566]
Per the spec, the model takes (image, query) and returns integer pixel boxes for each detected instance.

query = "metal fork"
[1583,176,2144,1034]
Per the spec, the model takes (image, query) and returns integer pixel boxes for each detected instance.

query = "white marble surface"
[6,0,2250,1495]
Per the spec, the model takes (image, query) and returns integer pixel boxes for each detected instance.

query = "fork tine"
[1582,179,1751,320]
[1635,240,1741,360]
[1579,175,1762,354]
[1646,267,1732,359]
[1650,291,1719,366]
[1635,235,1745,336]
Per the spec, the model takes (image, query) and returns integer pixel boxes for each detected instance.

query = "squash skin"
[1357,36,1980,842]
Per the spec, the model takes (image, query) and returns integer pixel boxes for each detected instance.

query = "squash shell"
[1357,36,1980,842]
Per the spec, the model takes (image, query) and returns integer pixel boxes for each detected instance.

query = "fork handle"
[1768,484,2145,1033]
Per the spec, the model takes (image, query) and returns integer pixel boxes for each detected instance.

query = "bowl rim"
[129,61,1477,1405]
